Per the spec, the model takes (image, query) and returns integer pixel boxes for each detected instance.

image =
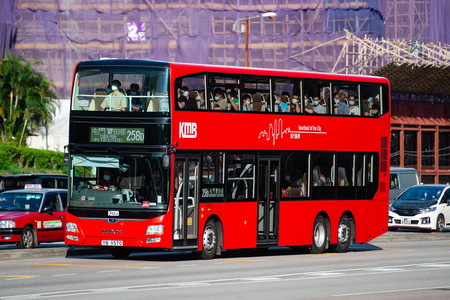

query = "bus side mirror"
[163,154,170,169]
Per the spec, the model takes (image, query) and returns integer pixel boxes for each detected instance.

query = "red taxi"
[0,186,67,248]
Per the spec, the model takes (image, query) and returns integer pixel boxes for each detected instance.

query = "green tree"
[0,53,58,147]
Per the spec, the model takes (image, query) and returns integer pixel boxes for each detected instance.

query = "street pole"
[245,16,249,67]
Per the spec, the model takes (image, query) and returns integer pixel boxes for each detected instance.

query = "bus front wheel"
[311,216,327,254]
[201,220,217,259]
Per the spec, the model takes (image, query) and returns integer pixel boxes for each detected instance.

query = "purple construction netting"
[1,0,448,99]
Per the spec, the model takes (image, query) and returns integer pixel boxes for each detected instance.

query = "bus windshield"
[69,154,169,210]
[71,68,169,113]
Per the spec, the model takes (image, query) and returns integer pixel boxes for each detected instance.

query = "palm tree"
[0,53,58,146]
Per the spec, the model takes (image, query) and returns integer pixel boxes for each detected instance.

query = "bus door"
[173,157,200,249]
[257,158,280,246]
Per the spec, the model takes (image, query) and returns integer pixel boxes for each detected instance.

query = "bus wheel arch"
[310,213,329,254]
[330,212,354,253]
[201,216,222,259]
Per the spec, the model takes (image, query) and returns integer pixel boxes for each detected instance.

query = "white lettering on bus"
[179,122,197,138]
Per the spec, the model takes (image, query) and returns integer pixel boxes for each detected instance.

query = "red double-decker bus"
[66,59,390,258]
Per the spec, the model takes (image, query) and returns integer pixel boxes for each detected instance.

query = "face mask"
[304,99,308,103]
[368,97,373,102]
[183,91,189,97]
[276,100,280,104]
[111,85,118,91]
[334,99,339,104]
[349,101,355,106]
[196,96,201,100]
[130,91,137,96]
[292,99,298,104]
[246,100,251,104]
[103,175,110,181]
[284,176,290,181]
[214,96,220,101]
[313,100,319,106]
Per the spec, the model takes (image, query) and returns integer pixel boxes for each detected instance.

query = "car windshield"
[0,193,43,212]
[397,186,444,203]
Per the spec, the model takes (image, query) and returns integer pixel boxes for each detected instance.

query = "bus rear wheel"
[330,216,351,253]
[311,216,327,254]
[201,220,217,259]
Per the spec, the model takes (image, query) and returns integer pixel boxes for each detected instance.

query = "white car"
[388,184,450,232]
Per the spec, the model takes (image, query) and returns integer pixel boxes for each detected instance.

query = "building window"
[391,130,400,166]
[404,131,417,167]
[421,131,435,167]
[439,131,450,167]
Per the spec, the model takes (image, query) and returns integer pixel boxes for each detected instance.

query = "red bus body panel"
[67,60,390,252]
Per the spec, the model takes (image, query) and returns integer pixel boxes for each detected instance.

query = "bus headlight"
[66,222,79,233]
[146,225,164,235]
[66,234,79,241]
[0,220,16,228]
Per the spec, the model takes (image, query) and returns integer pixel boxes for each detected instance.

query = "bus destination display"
[90,127,145,144]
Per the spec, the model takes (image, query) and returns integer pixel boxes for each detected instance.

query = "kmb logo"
[179,122,197,138]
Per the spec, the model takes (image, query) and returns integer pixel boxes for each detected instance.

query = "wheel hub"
[203,227,216,251]
[337,222,349,245]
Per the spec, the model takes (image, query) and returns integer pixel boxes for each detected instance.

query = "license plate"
[101,240,123,246]
[401,218,411,225]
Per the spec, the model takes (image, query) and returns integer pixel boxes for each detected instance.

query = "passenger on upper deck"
[313,96,326,114]
[242,94,252,111]
[333,92,349,115]
[279,92,289,112]
[100,80,127,112]
[288,95,300,113]
[227,90,239,111]
[213,88,228,110]
[198,90,206,110]
[177,86,188,109]
[303,94,313,114]
[348,95,359,116]
[129,83,142,112]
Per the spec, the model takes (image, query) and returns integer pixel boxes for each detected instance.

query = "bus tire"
[310,216,327,254]
[17,226,36,249]
[201,220,217,259]
[109,248,132,258]
[330,215,351,253]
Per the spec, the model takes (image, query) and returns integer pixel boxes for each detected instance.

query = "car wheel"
[17,226,36,249]
[109,248,132,258]
[311,216,327,254]
[436,214,445,232]
[201,220,217,259]
[330,216,351,253]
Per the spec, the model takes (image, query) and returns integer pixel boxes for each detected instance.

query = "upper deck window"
[71,68,169,113]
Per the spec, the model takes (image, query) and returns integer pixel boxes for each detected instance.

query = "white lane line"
[52,273,78,277]
[98,270,120,273]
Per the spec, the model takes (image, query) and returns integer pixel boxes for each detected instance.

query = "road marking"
[4,261,450,299]
[0,275,38,278]
[52,273,78,277]
[0,262,152,269]
[383,247,415,251]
